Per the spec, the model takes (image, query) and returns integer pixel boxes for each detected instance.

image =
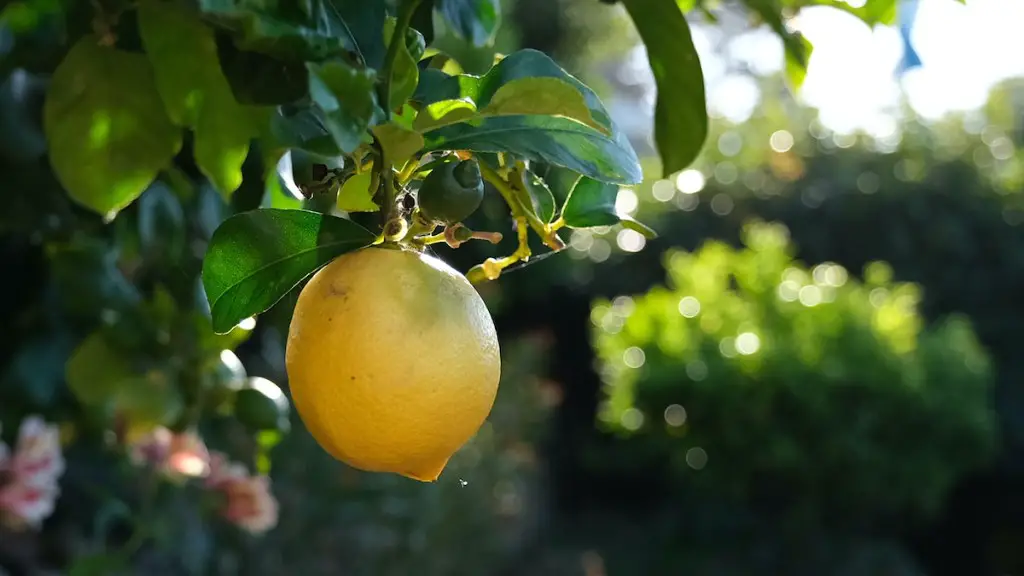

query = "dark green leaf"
[48,239,142,317]
[137,182,186,259]
[539,164,581,205]
[622,0,707,177]
[411,0,436,47]
[436,0,500,46]
[198,0,387,66]
[68,553,126,576]
[215,33,309,105]
[521,169,556,223]
[0,69,47,162]
[267,105,345,158]
[423,115,642,185]
[140,1,255,198]
[307,60,379,154]
[561,176,657,238]
[202,208,376,333]
[3,331,75,408]
[412,67,478,105]
[43,37,182,216]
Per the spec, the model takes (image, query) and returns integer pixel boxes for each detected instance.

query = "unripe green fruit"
[234,378,290,433]
[417,159,485,225]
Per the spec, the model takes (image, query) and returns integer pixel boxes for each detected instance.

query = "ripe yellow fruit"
[285,246,500,482]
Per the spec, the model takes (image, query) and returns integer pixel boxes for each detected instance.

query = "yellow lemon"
[285,246,500,482]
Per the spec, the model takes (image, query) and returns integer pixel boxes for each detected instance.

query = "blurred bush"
[591,221,997,530]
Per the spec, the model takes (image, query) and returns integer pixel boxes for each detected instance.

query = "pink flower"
[206,452,278,535]
[128,428,210,480]
[9,417,64,486]
[164,431,210,478]
[219,474,278,535]
[127,427,172,468]
[0,480,58,529]
[0,416,64,530]
[205,452,247,489]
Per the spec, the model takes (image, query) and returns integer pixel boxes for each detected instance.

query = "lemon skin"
[285,246,500,482]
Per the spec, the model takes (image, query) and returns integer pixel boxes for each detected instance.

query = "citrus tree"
[0,0,913,569]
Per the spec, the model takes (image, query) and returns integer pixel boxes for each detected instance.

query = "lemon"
[285,246,500,482]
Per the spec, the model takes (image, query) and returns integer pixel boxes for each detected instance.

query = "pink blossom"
[207,452,278,535]
[127,427,172,468]
[0,480,58,529]
[164,430,210,478]
[205,452,247,489]
[0,416,64,530]
[9,416,64,486]
[219,474,278,535]
[128,427,210,479]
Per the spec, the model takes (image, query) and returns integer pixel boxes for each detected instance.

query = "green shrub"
[592,220,997,528]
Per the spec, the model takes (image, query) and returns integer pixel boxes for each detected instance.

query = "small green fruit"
[234,377,290,433]
[417,159,485,225]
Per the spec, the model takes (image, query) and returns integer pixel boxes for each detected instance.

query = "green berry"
[417,159,485,225]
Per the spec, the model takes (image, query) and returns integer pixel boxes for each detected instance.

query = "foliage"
[0,0,973,572]
[592,221,997,527]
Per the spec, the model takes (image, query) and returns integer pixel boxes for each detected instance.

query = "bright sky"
[693,0,1024,135]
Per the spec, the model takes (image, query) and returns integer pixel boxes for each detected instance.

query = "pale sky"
[718,0,1024,133]
[612,0,1024,140]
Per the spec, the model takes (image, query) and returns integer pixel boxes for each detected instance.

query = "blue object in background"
[897,0,923,75]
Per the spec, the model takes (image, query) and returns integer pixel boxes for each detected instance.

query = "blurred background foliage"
[2,0,1024,574]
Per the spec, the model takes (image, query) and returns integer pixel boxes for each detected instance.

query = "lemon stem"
[478,161,564,251]
[379,0,422,119]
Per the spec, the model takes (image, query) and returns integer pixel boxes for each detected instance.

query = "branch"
[378,0,422,118]
[479,161,565,251]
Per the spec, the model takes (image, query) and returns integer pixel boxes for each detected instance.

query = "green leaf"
[215,35,309,106]
[336,171,379,212]
[521,170,556,223]
[422,115,643,185]
[414,50,615,132]
[621,0,707,178]
[481,77,607,134]
[67,330,182,428]
[784,34,814,92]
[43,37,182,217]
[383,16,420,111]
[202,208,376,333]
[411,0,436,47]
[412,50,641,182]
[140,1,255,198]
[539,164,581,205]
[267,105,345,158]
[198,0,388,66]
[744,0,813,93]
[371,122,425,168]
[66,332,135,409]
[116,370,185,429]
[561,176,657,238]
[413,97,478,132]
[779,0,897,26]
[436,0,500,46]
[307,60,379,154]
